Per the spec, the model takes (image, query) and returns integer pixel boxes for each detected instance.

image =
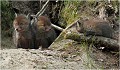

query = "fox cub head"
[13,14,30,33]
[36,16,52,32]
[13,8,30,33]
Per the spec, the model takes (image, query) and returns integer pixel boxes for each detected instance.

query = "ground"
[0,48,87,69]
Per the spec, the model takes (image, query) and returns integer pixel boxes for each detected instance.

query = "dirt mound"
[0,49,86,70]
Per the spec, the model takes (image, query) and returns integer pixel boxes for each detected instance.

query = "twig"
[51,24,64,31]
[39,5,48,16]
[39,0,42,9]
[36,0,50,17]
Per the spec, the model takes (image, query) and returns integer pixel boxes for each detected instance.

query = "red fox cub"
[35,16,57,49]
[76,18,113,38]
[13,14,34,49]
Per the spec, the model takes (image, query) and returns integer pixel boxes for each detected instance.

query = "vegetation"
[60,1,80,26]
[60,0,119,26]
[1,1,15,49]
[1,0,14,38]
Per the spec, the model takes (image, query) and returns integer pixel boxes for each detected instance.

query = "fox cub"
[13,8,56,49]
[35,16,57,49]
[76,18,113,38]
[13,14,34,49]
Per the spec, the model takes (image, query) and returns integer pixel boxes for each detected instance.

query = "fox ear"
[27,13,30,18]
[13,8,19,17]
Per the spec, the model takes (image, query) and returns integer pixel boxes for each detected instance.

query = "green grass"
[60,1,80,26]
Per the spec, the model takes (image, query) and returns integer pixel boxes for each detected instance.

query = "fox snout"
[15,27,23,32]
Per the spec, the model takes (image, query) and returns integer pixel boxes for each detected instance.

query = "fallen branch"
[36,0,49,17]
[51,24,64,31]
[64,32,119,51]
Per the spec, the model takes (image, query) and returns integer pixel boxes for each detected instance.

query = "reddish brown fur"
[77,18,113,38]
[13,14,33,49]
[14,15,29,25]
[83,18,109,27]
[37,16,51,26]
[35,16,56,49]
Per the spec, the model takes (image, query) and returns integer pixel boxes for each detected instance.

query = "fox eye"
[90,25,92,27]
[21,23,24,25]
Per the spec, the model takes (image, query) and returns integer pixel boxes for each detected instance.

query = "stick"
[51,24,64,31]
[36,0,49,17]
[39,5,48,16]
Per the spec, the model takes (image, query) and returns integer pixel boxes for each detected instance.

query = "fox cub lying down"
[76,18,113,38]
